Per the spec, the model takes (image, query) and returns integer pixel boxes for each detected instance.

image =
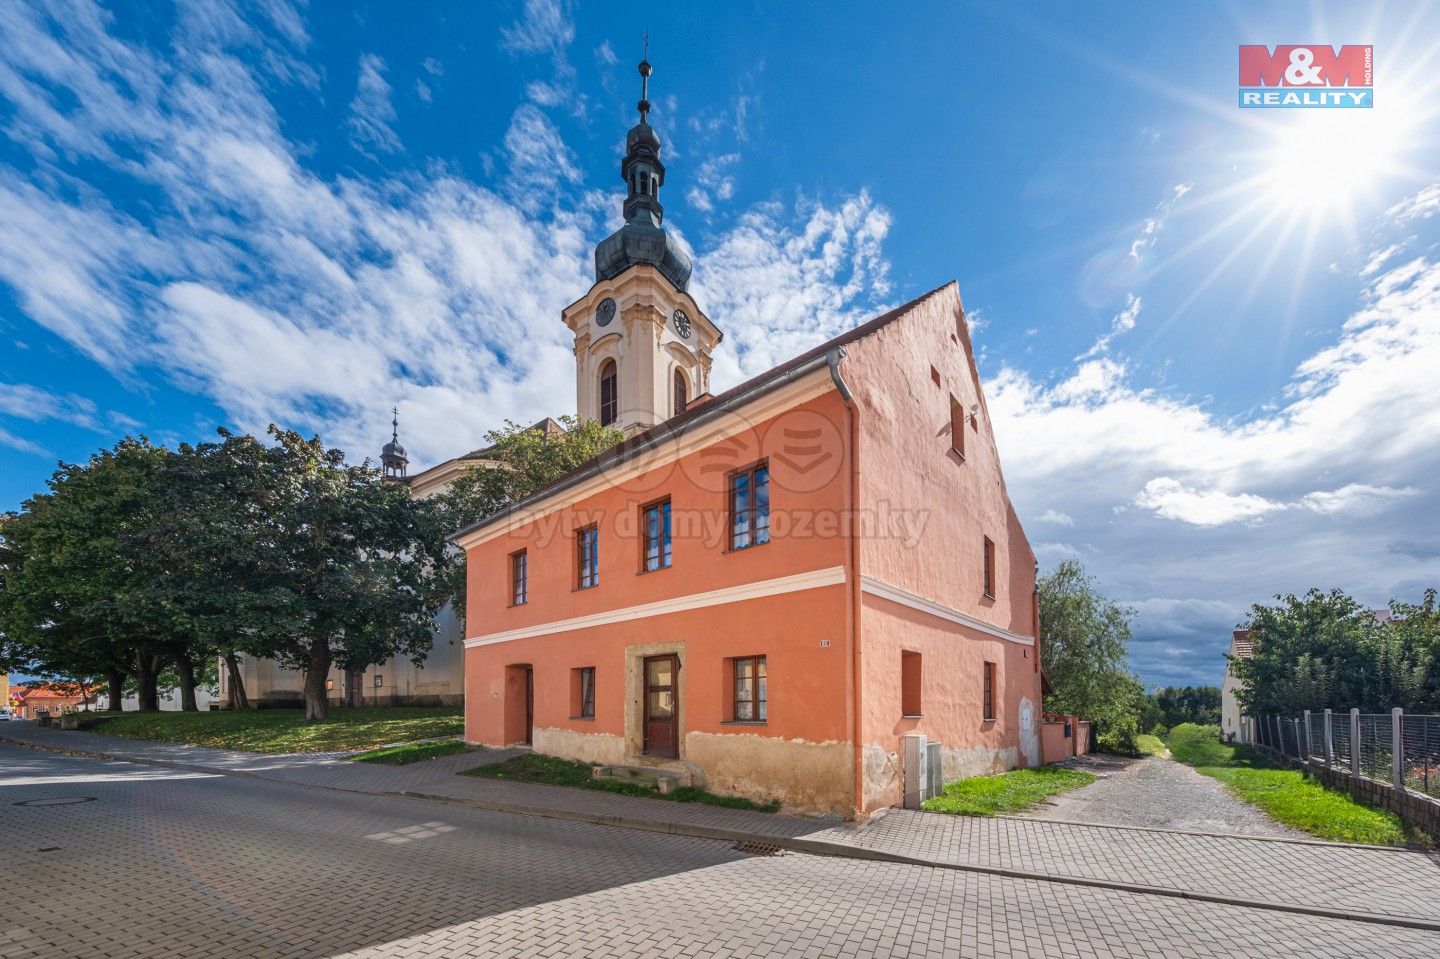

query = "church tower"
[380,408,408,481]
[563,57,722,434]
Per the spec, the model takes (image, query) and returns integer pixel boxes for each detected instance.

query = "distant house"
[9,683,100,720]
[1221,630,1253,743]
[219,418,566,710]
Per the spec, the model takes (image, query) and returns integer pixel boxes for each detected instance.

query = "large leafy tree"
[1038,559,1142,744]
[1235,587,1436,715]
[241,428,451,721]
[0,438,173,710]
[436,416,623,614]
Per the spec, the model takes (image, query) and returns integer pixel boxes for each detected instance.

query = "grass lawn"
[1135,733,1168,757]
[463,753,782,813]
[86,707,464,754]
[351,740,470,765]
[1166,723,1419,846]
[921,765,1096,816]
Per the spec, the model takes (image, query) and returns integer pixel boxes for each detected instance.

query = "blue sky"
[2,1,1438,687]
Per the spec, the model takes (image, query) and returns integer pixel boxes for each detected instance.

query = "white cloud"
[0,382,100,430]
[0,426,47,457]
[1134,478,1281,526]
[686,153,739,213]
[499,0,574,56]
[348,53,400,155]
[691,191,894,388]
[1080,293,1141,358]
[1035,509,1075,526]
[594,41,617,66]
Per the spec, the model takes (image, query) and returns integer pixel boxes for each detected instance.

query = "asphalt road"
[1,743,1436,958]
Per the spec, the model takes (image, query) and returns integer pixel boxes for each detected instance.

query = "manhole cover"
[733,839,787,857]
[14,796,96,807]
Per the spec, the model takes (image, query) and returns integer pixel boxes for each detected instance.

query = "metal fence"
[1253,707,1440,801]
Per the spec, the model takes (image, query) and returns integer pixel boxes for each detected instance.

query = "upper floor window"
[733,655,767,722]
[599,359,618,426]
[510,549,528,606]
[950,395,966,459]
[730,461,770,550]
[982,536,996,599]
[576,525,599,589]
[642,498,672,572]
[674,369,688,416]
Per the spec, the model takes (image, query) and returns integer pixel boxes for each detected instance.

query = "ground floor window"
[983,661,997,721]
[733,656,767,722]
[572,666,596,719]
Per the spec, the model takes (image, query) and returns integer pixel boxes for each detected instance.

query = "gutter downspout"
[828,348,865,820]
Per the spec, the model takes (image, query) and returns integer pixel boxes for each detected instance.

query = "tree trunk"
[303,638,331,722]
[175,655,199,712]
[106,668,126,712]
[224,652,251,710]
[344,667,363,709]
[134,652,161,712]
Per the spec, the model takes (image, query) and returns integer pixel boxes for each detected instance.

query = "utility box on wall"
[904,733,945,808]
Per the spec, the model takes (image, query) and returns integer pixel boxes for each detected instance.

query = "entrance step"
[593,764,687,794]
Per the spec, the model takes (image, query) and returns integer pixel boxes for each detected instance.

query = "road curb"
[8,734,1440,933]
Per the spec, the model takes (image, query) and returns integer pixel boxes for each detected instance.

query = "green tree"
[1038,559,1142,749]
[239,428,451,721]
[436,416,623,614]
[0,438,173,710]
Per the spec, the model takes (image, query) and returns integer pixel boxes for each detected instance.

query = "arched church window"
[674,368,688,416]
[599,359,618,426]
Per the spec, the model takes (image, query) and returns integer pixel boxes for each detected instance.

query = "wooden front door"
[642,655,679,758]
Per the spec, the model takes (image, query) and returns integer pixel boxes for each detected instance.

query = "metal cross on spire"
[390,406,399,443]
[637,33,652,123]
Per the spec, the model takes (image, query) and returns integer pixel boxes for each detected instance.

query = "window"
[983,661,997,721]
[982,536,995,598]
[642,498,672,571]
[599,359,618,426]
[901,651,922,717]
[576,525,599,589]
[729,461,770,550]
[510,549,528,606]
[573,667,595,719]
[733,656,767,722]
[674,369,688,415]
[949,395,965,459]
[374,674,384,689]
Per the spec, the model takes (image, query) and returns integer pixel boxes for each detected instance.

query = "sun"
[1256,105,1410,219]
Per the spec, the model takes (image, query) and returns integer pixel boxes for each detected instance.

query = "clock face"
[596,297,616,327]
[672,308,692,338]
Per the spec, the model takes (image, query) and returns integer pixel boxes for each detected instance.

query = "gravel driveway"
[1021,754,1306,838]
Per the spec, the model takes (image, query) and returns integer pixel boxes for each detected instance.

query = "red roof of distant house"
[1231,630,1253,659]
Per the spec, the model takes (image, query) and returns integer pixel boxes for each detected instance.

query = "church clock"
[672,308,692,338]
[596,297,616,327]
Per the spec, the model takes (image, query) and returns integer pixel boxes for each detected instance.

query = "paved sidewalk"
[7,723,1440,929]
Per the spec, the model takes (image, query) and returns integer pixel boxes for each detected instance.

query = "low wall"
[1304,759,1440,837]
[1254,742,1440,837]
[1040,715,1090,762]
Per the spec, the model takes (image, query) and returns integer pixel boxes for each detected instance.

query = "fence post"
[1323,708,1333,765]
[1350,708,1360,776]
[1293,717,1302,760]
[1303,709,1312,760]
[1393,707,1405,791]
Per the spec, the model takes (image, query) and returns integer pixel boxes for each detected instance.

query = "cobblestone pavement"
[1016,754,1306,837]
[3,743,1439,958]
[7,725,1440,927]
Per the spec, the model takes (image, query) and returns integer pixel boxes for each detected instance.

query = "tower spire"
[380,406,408,480]
[638,34,651,123]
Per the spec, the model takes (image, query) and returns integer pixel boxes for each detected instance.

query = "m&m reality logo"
[1238,45,1373,108]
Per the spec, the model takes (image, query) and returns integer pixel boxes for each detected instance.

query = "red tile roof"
[1231,630,1253,659]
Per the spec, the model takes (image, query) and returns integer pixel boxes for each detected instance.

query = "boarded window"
[983,536,996,598]
[901,651,923,717]
[983,661,997,721]
[674,369,688,416]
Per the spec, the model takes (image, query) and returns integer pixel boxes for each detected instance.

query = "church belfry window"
[674,369,688,416]
[599,359,618,426]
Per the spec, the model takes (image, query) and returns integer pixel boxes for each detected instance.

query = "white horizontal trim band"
[465,565,849,648]
[860,575,1034,646]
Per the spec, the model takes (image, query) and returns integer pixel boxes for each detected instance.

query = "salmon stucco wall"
[462,385,858,814]
[839,283,1043,813]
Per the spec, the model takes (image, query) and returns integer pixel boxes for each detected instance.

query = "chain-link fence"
[1254,708,1440,801]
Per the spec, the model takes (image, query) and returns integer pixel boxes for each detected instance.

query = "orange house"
[456,60,1043,817]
